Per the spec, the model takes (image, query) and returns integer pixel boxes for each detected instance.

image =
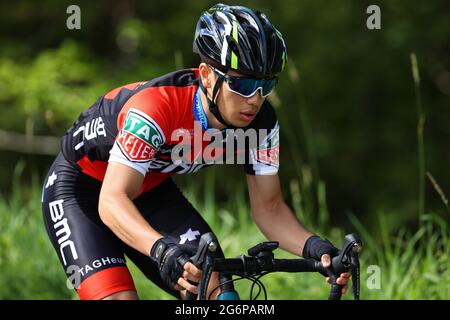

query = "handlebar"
[185,233,363,300]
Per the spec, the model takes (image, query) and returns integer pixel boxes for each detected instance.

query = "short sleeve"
[243,101,280,175]
[244,121,280,175]
[109,88,169,175]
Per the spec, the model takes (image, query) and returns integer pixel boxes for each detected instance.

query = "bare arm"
[246,174,313,256]
[98,162,162,256]
[247,174,352,292]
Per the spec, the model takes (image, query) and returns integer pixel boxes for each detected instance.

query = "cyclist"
[42,3,351,300]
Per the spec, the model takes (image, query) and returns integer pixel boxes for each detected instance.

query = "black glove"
[302,235,339,261]
[150,237,194,290]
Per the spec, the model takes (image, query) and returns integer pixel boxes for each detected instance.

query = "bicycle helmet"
[193,3,287,127]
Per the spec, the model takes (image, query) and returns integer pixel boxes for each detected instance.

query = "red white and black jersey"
[61,68,280,195]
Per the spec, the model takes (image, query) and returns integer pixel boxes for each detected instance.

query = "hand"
[177,261,202,294]
[302,235,350,295]
[150,237,199,293]
[321,254,352,295]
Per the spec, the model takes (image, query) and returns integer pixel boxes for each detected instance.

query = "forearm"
[98,192,161,256]
[251,200,313,256]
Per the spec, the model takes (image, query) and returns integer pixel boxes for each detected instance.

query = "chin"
[225,114,253,128]
[235,120,252,128]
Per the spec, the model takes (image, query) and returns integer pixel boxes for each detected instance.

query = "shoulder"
[122,68,199,109]
[117,68,199,133]
[143,68,199,87]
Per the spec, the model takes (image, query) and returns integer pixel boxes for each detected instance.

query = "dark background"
[0,0,449,231]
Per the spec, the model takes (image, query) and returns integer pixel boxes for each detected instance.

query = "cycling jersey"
[61,68,280,194]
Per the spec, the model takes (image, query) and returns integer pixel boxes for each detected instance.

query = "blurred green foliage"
[1,1,449,223]
[0,0,450,299]
[0,0,450,221]
[0,0,449,299]
[0,163,448,299]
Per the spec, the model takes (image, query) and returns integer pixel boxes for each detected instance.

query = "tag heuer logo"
[257,145,279,166]
[117,109,165,162]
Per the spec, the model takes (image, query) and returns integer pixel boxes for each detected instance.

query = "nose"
[246,89,264,106]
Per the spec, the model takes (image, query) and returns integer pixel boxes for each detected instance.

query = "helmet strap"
[198,76,236,129]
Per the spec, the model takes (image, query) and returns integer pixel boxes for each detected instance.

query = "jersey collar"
[193,87,210,130]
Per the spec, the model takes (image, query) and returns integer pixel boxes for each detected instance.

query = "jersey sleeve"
[108,88,170,175]
[244,102,280,176]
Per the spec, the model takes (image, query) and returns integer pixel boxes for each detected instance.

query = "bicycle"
[184,233,363,300]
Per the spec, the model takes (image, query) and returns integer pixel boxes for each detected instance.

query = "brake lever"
[350,254,361,300]
[185,232,218,300]
[328,234,363,300]
[190,232,217,267]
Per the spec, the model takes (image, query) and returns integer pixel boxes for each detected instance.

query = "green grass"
[0,163,75,299]
[0,166,448,300]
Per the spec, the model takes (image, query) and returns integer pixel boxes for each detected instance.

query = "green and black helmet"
[193,3,287,79]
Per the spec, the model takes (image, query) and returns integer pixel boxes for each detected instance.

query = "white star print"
[179,228,201,244]
[45,171,57,188]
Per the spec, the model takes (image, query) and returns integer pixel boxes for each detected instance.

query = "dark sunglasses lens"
[228,78,256,96]
[262,78,277,96]
[228,76,278,96]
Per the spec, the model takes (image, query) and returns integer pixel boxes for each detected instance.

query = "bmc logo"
[49,199,78,266]
[73,116,107,151]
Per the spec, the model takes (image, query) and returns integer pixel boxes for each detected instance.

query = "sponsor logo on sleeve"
[256,123,280,167]
[116,109,165,162]
[257,145,279,167]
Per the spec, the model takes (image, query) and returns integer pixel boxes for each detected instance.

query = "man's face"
[211,68,266,127]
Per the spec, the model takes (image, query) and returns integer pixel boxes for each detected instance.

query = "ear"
[199,63,213,88]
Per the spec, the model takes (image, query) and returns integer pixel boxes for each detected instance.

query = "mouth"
[239,109,257,122]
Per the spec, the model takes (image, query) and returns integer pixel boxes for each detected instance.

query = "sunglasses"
[211,66,278,98]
